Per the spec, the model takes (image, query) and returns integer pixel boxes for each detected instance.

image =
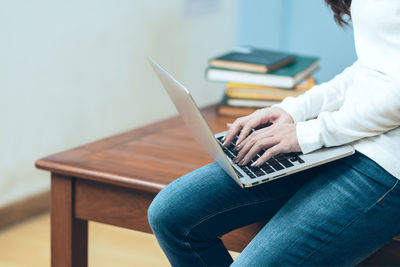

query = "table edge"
[35,159,166,193]
[35,103,219,192]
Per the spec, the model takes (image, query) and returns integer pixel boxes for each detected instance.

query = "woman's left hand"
[233,123,302,167]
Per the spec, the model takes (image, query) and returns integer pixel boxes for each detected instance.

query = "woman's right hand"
[222,107,294,147]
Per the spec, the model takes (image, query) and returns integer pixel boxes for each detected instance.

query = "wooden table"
[36,104,399,267]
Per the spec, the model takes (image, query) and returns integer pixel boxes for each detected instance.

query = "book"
[227,97,280,108]
[209,47,295,73]
[206,55,319,88]
[217,94,259,117]
[217,105,258,117]
[225,76,315,101]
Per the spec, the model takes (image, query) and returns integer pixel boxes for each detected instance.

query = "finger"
[222,119,244,146]
[235,126,273,152]
[235,136,264,165]
[249,138,279,166]
[223,123,241,146]
[235,117,260,146]
[241,138,278,166]
[234,129,255,151]
[239,142,263,166]
[252,144,284,167]
[221,123,233,142]
[233,138,255,164]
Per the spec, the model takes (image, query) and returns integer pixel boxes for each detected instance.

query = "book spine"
[209,60,268,73]
[225,87,306,101]
[206,68,294,88]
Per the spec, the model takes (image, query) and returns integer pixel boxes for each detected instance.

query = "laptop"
[148,57,355,188]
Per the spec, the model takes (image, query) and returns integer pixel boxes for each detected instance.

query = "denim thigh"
[232,152,400,266]
[148,159,322,266]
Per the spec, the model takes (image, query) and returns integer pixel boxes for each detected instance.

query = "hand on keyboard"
[221,107,301,167]
[233,123,301,167]
[222,107,294,147]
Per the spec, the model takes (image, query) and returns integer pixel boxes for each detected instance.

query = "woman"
[148,0,400,265]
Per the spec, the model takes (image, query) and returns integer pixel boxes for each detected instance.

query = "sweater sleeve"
[295,78,400,153]
[273,61,360,123]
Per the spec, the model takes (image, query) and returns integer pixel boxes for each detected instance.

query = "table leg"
[51,173,88,267]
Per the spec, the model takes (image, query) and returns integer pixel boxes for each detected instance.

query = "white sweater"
[275,0,400,179]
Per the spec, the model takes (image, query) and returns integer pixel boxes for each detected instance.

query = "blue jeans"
[147,151,400,266]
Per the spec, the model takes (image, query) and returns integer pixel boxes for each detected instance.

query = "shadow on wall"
[237,0,357,83]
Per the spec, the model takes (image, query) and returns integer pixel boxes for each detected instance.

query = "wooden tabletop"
[35,104,233,193]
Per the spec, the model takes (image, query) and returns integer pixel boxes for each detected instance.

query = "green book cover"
[208,55,318,78]
[268,56,318,77]
[210,47,295,71]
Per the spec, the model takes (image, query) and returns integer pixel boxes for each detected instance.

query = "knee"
[148,163,222,236]
[147,185,181,236]
[147,191,169,234]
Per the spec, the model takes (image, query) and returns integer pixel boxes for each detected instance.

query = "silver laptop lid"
[147,56,243,187]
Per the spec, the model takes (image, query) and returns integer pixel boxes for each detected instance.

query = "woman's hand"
[233,123,301,167]
[222,107,294,147]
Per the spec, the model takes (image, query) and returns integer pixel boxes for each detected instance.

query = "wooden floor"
[0,213,238,266]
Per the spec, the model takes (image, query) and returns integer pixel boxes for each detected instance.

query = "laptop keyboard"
[216,129,305,179]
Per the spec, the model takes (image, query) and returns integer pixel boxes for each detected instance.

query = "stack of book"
[205,47,319,116]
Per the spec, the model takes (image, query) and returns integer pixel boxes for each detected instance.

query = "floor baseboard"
[0,190,50,230]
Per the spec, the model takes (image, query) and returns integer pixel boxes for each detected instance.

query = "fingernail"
[222,141,226,146]
[251,161,256,167]
[221,136,225,141]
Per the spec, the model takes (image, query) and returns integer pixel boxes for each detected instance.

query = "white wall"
[0,0,236,207]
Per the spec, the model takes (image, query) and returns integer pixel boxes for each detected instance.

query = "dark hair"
[325,0,352,27]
